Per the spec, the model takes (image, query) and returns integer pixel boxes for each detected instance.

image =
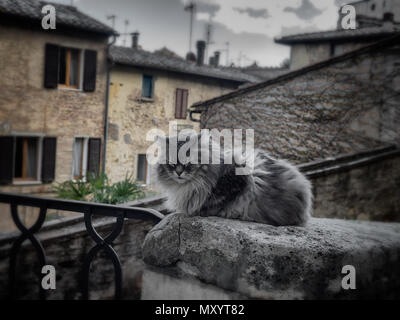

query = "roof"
[0,0,116,36]
[275,25,400,44]
[109,46,262,83]
[192,34,400,110]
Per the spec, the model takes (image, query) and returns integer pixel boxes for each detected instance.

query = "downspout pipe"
[102,34,117,175]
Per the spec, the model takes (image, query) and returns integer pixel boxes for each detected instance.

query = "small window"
[14,137,39,181]
[137,154,149,183]
[142,75,153,98]
[175,88,189,119]
[371,4,376,11]
[72,137,101,180]
[59,47,81,89]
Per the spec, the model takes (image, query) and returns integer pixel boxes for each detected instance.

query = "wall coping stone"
[142,213,400,299]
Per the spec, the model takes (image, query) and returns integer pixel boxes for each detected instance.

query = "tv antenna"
[123,19,129,46]
[106,14,116,29]
[184,1,196,53]
[205,22,214,61]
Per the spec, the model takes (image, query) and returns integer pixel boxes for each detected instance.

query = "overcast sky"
[48,0,353,67]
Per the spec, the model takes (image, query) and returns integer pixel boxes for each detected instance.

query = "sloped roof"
[0,0,116,36]
[109,46,262,83]
[275,25,400,44]
[192,34,400,110]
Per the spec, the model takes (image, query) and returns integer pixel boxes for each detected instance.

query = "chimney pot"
[196,40,206,66]
[213,51,220,67]
[131,31,140,49]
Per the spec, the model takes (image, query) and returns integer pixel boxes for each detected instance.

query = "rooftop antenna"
[184,1,196,53]
[225,41,230,66]
[123,19,129,46]
[106,14,116,29]
[205,21,214,61]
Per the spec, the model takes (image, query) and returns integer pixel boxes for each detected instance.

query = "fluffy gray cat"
[153,134,312,226]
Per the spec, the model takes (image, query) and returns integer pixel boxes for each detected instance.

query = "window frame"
[71,137,89,181]
[58,47,83,90]
[136,154,150,185]
[141,74,154,98]
[175,88,189,119]
[12,134,43,185]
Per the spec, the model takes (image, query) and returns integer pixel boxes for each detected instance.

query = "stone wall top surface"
[142,214,400,299]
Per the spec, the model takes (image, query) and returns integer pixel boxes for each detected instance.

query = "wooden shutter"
[83,50,97,92]
[181,89,188,119]
[44,43,59,89]
[175,89,183,118]
[87,138,101,176]
[41,137,57,183]
[175,89,188,119]
[0,136,14,185]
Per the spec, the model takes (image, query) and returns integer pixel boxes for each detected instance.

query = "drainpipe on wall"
[102,34,117,175]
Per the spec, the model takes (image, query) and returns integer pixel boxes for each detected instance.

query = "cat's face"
[155,134,215,185]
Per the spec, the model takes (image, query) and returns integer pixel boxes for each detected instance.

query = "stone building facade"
[0,0,115,230]
[276,0,400,70]
[106,44,259,184]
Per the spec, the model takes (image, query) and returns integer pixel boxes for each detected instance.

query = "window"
[72,137,101,179]
[72,138,87,179]
[142,75,153,98]
[137,154,150,184]
[0,136,57,185]
[58,47,81,89]
[14,137,39,181]
[44,43,97,92]
[175,88,189,119]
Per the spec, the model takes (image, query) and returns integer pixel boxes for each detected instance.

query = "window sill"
[12,180,43,186]
[137,97,154,103]
[58,86,83,92]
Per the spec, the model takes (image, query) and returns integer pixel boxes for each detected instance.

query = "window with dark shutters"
[0,136,14,185]
[41,137,57,183]
[175,88,188,119]
[83,50,97,92]
[44,43,60,89]
[87,138,101,176]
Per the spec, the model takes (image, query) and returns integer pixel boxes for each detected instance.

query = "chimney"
[186,52,196,63]
[196,40,206,66]
[213,51,220,67]
[131,31,140,49]
[383,12,394,29]
[209,56,215,66]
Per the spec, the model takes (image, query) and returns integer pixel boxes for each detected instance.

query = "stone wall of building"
[106,66,238,183]
[200,41,400,164]
[0,25,108,189]
[302,147,400,222]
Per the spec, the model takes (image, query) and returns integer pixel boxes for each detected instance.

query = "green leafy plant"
[54,173,146,204]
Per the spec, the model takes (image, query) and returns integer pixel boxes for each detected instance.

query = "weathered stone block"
[142,213,400,299]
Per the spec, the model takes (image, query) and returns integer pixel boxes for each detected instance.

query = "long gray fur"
[153,136,312,226]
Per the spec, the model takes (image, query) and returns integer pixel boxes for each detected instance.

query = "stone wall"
[198,39,400,164]
[301,146,400,221]
[106,66,238,183]
[142,213,400,299]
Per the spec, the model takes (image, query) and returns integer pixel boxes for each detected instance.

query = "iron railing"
[0,191,164,300]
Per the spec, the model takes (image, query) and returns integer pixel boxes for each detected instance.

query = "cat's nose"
[175,164,184,176]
